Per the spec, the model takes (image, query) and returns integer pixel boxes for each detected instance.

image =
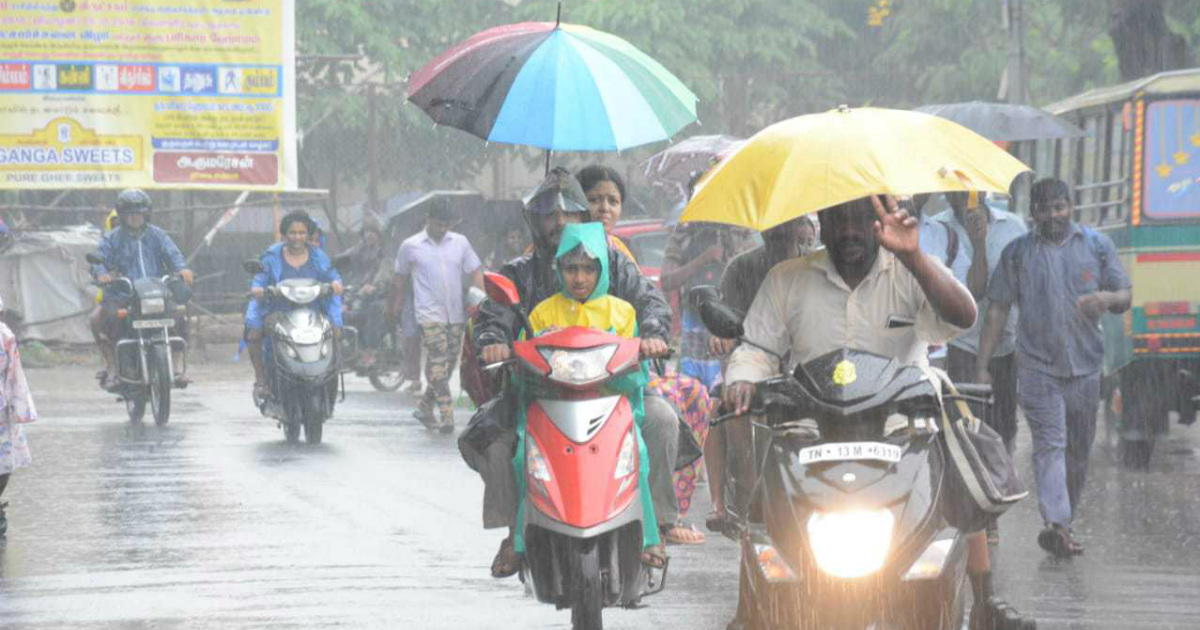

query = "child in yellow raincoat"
[514,221,662,561]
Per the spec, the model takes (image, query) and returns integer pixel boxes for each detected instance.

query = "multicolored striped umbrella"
[408,21,698,152]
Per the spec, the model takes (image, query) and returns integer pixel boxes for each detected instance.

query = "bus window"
[1144,98,1200,220]
[1106,109,1129,224]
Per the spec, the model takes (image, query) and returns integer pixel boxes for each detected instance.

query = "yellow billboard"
[0,0,297,190]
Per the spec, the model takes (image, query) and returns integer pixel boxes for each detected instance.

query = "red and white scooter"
[483,273,666,630]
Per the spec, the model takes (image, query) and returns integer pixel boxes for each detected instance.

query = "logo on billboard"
[0,64,31,90]
[218,67,242,94]
[32,64,56,90]
[119,66,155,91]
[57,64,93,90]
[0,117,142,171]
[154,151,278,185]
[95,64,119,91]
[242,68,277,95]
[158,66,180,92]
[180,66,216,94]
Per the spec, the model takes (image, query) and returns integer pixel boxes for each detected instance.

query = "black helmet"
[115,188,152,217]
[524,167,589,217]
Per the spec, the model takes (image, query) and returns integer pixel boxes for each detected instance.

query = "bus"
[1031,68,1200,467]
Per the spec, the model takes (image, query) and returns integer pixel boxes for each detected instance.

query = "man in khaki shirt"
[722,196,1032,630]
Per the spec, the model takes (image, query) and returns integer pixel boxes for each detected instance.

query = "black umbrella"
[915,101,1086,142]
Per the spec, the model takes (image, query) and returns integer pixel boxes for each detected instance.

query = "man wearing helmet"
[89,189,193,391]
[468,167,681,577]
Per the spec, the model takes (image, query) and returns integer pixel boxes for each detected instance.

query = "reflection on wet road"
[1,361,1197,629]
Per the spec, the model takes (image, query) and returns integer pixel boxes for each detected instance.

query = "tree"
[296,0,517,198]
[1108,0,1190,81]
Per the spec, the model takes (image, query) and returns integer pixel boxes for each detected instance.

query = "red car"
[610,218,669,285]
[610,218,680,337]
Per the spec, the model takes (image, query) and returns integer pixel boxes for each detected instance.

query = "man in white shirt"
[393,202,483,432]
[723,195,1032,630]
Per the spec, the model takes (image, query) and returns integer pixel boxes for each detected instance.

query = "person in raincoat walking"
[0,295,37,539]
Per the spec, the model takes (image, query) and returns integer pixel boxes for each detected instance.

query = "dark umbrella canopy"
[915,101,1086,142]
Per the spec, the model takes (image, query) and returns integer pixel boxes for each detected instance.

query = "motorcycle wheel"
[282,392,302,444]
[569,538,603,630]
[303,390,324,445]
[125,387,147,423]
[149,344,171,426]
[368,369,405,392]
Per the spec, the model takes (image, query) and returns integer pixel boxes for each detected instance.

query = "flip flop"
[490,537,523,578]
[662,521,706,545]
[641,544,667,569]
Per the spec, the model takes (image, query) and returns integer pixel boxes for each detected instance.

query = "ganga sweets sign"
[0,0,297,190]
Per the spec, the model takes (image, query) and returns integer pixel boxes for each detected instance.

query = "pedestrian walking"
[394,201,484,433]
[0,296,37,539]
[923,192,1027,452]
[975,177,1132,558]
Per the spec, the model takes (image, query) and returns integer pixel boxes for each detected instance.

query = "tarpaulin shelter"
[0,226,101,344]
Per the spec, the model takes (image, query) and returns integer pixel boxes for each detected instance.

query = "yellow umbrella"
[679,106,1031,231]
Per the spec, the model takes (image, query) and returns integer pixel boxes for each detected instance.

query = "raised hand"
[870,194,920,257]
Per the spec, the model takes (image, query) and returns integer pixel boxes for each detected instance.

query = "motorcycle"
[482,272,666,630]
[695,289,982,630]
[244,259,343,444]
[86,252,187,426]
[338,286,411,392]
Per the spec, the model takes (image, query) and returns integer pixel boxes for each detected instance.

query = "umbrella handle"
[938,167,982,203]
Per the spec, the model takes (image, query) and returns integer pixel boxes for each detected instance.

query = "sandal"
[490,537,523,579]
[706,509,733,534]
[1037,524,1083,558]
[662,521,706,545]
[641,543,667,569]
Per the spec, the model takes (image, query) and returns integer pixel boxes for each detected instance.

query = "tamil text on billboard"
[0,0,297,190]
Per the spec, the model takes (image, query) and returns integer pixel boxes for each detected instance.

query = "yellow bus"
[1036,68,1200,467]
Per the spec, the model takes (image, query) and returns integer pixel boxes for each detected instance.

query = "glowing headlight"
[526,436,551,481]
[539,344,617,385]
[140,297,165,315]
[807,509,894,578]
[613,429,636,478]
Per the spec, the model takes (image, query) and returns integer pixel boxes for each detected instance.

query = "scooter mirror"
[689,285,745,339]
[484,272,520,307]
[85,252,104,266]
[243,259,265,275]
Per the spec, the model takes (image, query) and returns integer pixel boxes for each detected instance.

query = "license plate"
[131,318,174,329]
[798,442,902,465]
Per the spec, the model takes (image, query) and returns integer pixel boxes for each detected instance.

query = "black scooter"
[696,290,979,630]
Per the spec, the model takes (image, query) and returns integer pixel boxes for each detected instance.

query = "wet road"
[1,357,1198,629]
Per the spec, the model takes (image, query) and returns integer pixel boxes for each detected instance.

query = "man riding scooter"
[245,211,344,401]
[89,189,194,391]
[338,217,392,370]
[470,167,683,577]
[722,196,1034,630]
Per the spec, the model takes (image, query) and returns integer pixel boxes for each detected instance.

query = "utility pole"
[1003,0,1027,105]
[367,84,380,215]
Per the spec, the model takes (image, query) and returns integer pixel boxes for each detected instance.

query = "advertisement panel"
[0,0,297,190]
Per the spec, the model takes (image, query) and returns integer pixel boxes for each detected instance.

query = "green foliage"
[293,0,1197,196]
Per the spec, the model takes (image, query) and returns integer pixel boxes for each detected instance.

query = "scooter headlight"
[538,344,617,386]
[807,509,894,578]
[140,297,165,315]
[526,435,551,481]
[613,429,637,479]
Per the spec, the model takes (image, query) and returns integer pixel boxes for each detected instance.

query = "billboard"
[0,0,297,191]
